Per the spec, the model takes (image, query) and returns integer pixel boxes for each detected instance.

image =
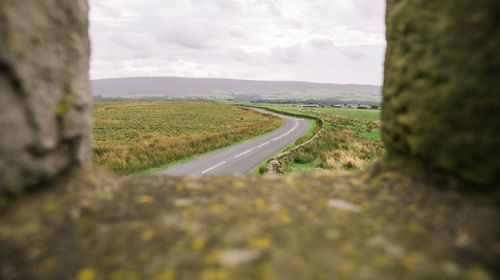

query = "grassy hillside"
[92,77,381,104]
[92,102,283,175]
[248,104,383,173]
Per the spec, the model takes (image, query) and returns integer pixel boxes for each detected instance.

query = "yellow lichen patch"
[155,268,176,280]
[181,205,197,217]
[76,267,97,280]
[403,252,426,271]
[222,191,233,199]
[324,229,341,241]
[204,251,220,265]
[43,199,59,213]
[192,237,206,251]
[86,174,98,185]
[338,260,357,277]
[232,181,245,189]
[110,270,140,280]
[141,229,156,241]
[248,236,272,249]
[56,101,68,116]
[277,209,292,225]
[138,250,151,262]
[200,268,228,280]
[372,255,390,267]
[139,195,154,204]
[340,244,359,257]
[407,223,424,235]
[360,201,372,211]
[255,262,277,280]
[254,198,267,211]
[406,203,418,213]
[210,203,228,213]
[283,177,293,184]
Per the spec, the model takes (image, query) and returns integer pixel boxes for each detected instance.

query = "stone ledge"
[1,166,498,279]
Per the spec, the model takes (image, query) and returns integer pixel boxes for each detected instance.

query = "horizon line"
[90,76,382,87]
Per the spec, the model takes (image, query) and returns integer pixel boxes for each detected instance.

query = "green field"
[247,103,381,121]
[314,108,380,121]
[102,89,381,104]
[92,102,283,175]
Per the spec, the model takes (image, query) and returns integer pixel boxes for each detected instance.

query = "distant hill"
[91,77,382,104]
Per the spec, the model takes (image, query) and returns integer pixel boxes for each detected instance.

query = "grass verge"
[140,121,285,175]
[249,114,318,174]
[92,102,284,175]
[242,104,384,174]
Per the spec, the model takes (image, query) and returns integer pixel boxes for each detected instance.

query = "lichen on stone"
[0,167,498,279]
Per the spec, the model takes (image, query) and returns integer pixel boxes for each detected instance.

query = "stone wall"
[1,0,498,194]
[383,0,500,189]
[0,0,91,195]
[238,106,325,174]
[0,1,499,279]
[264,115,325,174]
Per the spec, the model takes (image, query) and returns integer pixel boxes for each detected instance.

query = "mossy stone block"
[383,0,500,188]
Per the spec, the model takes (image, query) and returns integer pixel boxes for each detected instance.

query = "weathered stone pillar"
[0,1,91,195]
[383,0,500,189]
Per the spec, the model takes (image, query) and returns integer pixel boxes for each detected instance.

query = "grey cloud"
[213,0,239,10]
[89,0,386,85]
[91,2,122,18]
[310,38,334,49]
[110,35,143,51]
[337,47,367,61]
[288,19,305,29]
[158,24,214,49]
[271,44,302,64]
[353,0,386,18]
[229,28,246,38]
[255,0,283,16]
[227,49,265,66]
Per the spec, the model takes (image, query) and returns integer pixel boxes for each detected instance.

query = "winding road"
[155,108,310,175]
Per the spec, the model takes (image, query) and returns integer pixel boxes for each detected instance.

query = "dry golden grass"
[92,102,283,175]
[255,105,384,173]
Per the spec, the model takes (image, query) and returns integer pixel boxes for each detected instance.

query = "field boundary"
[239,105,326,174]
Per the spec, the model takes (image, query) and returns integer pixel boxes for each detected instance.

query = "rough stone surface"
[1,167,498,279]
[0,0,91,194]
[382,0,500,189]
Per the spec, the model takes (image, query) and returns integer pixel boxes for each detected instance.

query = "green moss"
[383,0,500,189]
[57,101,69,116]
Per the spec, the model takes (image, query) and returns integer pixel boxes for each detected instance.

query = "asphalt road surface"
[155,108,310,175]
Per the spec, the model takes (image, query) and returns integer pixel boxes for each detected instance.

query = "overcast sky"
[89,0,386,85]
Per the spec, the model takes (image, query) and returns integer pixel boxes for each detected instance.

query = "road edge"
[140,107,286,175]
[237,105,326,174]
